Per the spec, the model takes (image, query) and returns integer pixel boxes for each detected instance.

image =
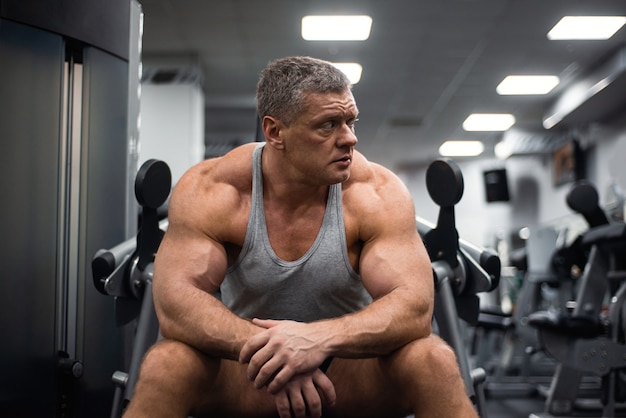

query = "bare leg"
[382,334,479,418]
[325,334,478,418]
[125,335,477,418]
[122,339,276,418]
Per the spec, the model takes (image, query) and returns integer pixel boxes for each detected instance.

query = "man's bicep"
[359,223,433,302]
[154,224,229,297]
[357,168,434,301]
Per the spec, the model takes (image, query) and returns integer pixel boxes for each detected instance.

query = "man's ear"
[262,116,285,150]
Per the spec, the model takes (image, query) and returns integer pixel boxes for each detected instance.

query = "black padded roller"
[135,159,172,209]
[426,158,464,207]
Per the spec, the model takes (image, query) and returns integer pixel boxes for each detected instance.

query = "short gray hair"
[256,56,352,125]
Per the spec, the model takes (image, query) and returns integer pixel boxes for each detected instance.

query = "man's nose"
[338,124,358,147]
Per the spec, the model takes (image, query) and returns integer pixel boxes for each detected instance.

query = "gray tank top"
[221,144,372,322]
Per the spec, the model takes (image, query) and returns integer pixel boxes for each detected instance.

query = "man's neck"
[261,146,330,210]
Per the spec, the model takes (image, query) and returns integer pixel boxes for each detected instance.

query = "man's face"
[280,89,359,185]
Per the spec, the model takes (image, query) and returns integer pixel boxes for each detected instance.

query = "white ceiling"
[137,0,626,169]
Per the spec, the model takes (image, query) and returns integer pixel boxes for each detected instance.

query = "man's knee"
[385,336,478,417]
[140,339,184,375]
[384,334,462,384]
[415,334,459,371]
[137,339,218,389]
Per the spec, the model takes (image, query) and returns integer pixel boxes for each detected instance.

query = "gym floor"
[485,393,626,418]
[486,395,546,418]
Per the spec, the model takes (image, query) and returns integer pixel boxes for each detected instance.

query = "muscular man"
[124,56,478,418]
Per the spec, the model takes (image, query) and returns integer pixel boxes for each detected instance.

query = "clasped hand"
[239,318,336,418]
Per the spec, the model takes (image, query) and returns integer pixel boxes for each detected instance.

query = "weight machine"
[416,159,501,418]
[92,158,501,418]
[529,181,626,418]
[92,160,171,418]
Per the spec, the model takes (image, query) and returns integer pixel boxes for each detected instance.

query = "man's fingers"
[273,371,334,418]
[300,376,323,418]
[274,391,292,418]
[282,375,322,418]
[239,318,282,364]
[312,369,337,407]
[252,318,281,329]
[287,387,308,418]
[239,330,269,364]
[252,354,283,389]
[266,363,296,394]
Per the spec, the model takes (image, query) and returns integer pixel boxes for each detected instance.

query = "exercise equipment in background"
[529,181,626,418]
[92,159,171,418]
[417,158,502,418]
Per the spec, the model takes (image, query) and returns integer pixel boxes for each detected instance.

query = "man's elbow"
[411,301,434,340]
[416,319,433,339]
[153,299,179,340]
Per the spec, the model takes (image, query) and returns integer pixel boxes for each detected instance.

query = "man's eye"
[348,118,359,127]
[321,121,336,130]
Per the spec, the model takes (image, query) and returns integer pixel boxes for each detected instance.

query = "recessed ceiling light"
[439,140,485,157]
[494,141,513,159]
[301,15,373,41]
[463,113,516,131]
[497,75,560,95]
[332,62,363,84]
[547,16,626,40]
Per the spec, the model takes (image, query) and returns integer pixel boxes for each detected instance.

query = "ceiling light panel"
[494,141,513,159]
[332,62,362,84]
[497,75,560,95]
[301,15,373,41]
[463,113,516,131]
[439,140,484,157]
[547,16,626,40]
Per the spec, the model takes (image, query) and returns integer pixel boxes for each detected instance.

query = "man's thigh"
[192,357,408,418]
[192,358,277,418]
[323,357,410,418]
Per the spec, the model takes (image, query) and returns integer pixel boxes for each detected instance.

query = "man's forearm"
[317,289,432,359]
[156,285,260,360]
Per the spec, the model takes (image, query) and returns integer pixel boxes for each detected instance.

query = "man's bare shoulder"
[345,150,410,200]
[343,150,416,238]
[168,143,257,235]
[181,143,256,190]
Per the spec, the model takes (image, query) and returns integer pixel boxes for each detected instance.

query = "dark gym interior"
[1,1,626,417]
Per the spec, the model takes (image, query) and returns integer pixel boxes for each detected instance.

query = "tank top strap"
[232,143,264,264]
